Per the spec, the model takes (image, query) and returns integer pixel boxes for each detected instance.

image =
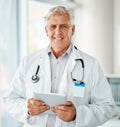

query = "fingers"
[65,101,73,106]
[52,101,73,111]
[28,105,50,116]
[27,98,50,116]
[51,101,76,122]
[52,105,67,111]
[28,98,45,106]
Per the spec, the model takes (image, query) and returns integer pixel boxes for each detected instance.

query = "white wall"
[114,0,120,74]
[74,0,113,74]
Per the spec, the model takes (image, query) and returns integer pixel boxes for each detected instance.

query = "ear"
[72,25,75,35]
[45,26,48,37]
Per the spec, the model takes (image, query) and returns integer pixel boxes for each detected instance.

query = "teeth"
[56,38,62,40]
[54,37,63,40]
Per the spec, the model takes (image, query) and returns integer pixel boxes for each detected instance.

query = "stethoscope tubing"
[31,46,85,84]
[71,58,84,84]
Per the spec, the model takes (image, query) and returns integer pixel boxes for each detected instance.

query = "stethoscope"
[31,46,85,84]
[71,58,85,84]
[32,65,40,83]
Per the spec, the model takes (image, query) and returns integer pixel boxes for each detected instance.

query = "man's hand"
[27,98,50,116]
[51,101,76,122]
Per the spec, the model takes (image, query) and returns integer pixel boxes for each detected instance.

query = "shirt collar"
[48,43,73,57]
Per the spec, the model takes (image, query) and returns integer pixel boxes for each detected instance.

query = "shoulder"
[28,46,48,58]
[21,46,49,66]
[75,47,97,64]
[74,47,101,71]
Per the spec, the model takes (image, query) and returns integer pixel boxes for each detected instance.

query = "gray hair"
[44,6,74,25]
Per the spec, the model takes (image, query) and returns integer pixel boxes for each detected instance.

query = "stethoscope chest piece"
[32,75,40,83]
[31,65,40,83]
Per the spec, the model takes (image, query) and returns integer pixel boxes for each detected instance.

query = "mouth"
[53,36,64,41]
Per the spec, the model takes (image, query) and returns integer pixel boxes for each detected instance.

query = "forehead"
[47,14,71,25]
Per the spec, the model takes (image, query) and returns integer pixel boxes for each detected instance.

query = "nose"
[55,26,62,34]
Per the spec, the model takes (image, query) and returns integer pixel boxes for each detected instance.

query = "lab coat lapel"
[55,54,76,127]
[40,47,51,93]
[59,47,78,94]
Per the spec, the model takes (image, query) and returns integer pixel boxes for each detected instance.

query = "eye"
[49,25,56,30]
[61,24,69,29]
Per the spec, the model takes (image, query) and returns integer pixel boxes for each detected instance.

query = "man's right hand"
[27,98,50,116]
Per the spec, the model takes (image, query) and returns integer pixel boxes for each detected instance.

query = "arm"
[3,58,28,123]
[74,61,116,127]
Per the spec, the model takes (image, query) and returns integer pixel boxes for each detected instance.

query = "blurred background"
[0,0,120,127]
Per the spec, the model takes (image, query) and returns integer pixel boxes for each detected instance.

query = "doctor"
[3,6,116,127]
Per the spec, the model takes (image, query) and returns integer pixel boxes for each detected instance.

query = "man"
[3,6,115,127]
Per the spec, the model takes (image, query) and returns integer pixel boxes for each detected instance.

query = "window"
[27,0,54,54]
[0,0,21,127]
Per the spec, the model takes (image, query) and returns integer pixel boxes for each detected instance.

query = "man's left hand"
[51,101,76,122]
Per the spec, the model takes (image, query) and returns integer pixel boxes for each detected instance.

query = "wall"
[74,0,113,74]
[114,0,120,74]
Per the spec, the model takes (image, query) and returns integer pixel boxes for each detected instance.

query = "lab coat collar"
[72,45,83,60]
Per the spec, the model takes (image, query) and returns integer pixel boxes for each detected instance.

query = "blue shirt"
[47,44,72,127]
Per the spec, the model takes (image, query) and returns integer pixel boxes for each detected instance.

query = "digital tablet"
[33,92,66,115]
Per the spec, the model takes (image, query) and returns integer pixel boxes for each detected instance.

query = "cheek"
[46,32,51,37]
[47,31,53,37]
[67,31,73,38]
[45,28,52,37]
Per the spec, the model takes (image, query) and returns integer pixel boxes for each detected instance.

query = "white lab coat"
[3,44,116,127]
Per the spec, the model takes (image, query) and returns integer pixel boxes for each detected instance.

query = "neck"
[51,45,70,58]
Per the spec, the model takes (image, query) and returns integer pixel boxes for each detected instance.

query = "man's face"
[45,14,75,52]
